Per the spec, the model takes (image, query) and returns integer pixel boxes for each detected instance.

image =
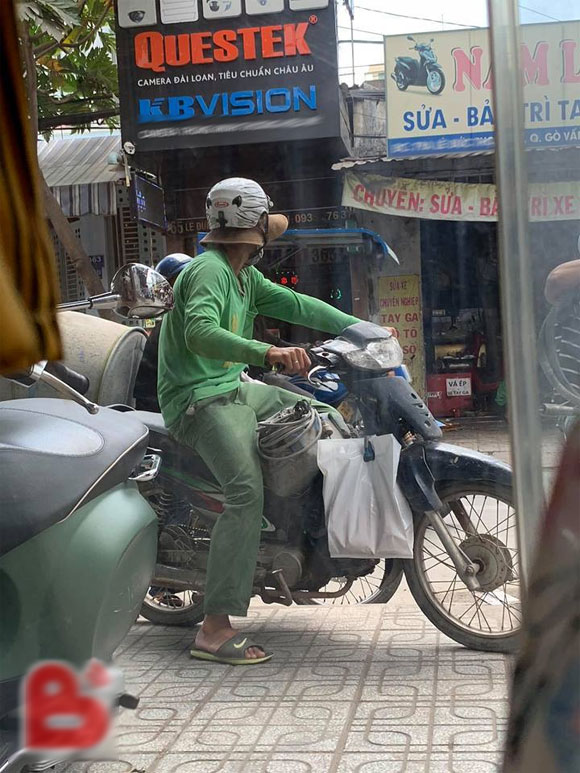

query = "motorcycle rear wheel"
[296,558,404,606]
[140,590,204,627]
[405,481,521,653]
[395,70,408,90]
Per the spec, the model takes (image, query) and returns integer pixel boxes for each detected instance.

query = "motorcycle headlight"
[343,337,404,372]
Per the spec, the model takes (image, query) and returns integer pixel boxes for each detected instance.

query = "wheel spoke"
[414,488,521,643]
[310,560,400,607]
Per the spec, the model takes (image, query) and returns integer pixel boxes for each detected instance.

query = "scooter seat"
[396,56,417,66]
[0,398,149,558]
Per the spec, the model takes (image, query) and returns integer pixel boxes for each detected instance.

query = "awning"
[38,135,124,217]
[278,228,399,263]
[198,227,399,263]
[332,145,573,170]
[332,153,494,170]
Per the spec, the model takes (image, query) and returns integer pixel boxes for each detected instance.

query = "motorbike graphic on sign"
[392,35,446,95]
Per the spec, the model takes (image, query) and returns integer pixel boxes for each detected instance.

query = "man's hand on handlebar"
[265,346,311,376]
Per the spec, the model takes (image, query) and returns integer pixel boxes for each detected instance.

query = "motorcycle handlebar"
[541,403,579,416]
[45,362,90,396]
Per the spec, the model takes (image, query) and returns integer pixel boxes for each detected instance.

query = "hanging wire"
[354,5,482,29]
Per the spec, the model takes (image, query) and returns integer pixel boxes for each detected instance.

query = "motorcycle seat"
[0,398,149,558]
[132,410,169,437]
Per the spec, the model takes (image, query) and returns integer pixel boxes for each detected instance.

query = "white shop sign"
[446,377,472,397]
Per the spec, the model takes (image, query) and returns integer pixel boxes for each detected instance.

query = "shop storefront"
[338,162,579,417]
[332,18,580,418]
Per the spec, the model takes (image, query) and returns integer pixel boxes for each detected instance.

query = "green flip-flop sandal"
[190,632,273,666]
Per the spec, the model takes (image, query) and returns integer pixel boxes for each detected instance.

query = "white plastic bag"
[317,434,414,559]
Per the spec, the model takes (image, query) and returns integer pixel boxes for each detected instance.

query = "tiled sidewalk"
[442,418,562,488]
[63,595,511,773]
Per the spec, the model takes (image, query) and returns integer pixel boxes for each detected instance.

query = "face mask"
[247,247,264,266]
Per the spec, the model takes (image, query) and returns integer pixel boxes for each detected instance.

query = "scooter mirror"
[407,35,414,41]
[430,38,434,42]
[110,263,174,319]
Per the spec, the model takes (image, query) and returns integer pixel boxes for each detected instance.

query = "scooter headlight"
[343,337,404,372]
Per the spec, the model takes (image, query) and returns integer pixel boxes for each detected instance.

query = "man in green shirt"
[158,178,358,665]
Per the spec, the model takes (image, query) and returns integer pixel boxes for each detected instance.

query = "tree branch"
[19,23,39,142]
[48,93,115,106]
[18,6,113,318]
[33,0,113,60]
[39,108,119,130]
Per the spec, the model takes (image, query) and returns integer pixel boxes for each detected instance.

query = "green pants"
[171,382,337,617]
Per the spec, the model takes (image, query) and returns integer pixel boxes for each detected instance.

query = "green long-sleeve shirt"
[157,248,359,428]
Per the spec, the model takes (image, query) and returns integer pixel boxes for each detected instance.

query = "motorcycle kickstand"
[271,569,294,606]
[424,509,482,592]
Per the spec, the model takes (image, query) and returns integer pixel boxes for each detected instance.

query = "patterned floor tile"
[57,594,511,772]
[61,752,158,772]
[336,753,410,772]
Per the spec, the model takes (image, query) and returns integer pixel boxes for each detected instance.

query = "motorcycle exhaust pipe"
[151,564,205,591]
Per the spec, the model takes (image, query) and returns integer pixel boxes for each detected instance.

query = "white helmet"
[205,177,273,231]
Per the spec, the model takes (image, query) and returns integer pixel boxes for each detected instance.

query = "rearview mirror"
[407,35,414,41]
[110,264,174,319]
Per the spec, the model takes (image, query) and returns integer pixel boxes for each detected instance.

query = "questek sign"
[115,0,339,152]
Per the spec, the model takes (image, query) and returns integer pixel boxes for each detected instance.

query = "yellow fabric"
[0,0,61,373]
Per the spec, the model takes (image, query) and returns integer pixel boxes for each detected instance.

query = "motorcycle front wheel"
[426,68,445,94]
[405,481,521,653]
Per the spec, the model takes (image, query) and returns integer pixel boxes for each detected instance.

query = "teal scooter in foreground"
[0,265,172,773]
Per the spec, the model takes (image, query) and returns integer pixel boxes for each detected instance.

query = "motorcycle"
[392,35,446,95]
[128,323,518,653]
[0,264,170,773]
[37,285,519,654]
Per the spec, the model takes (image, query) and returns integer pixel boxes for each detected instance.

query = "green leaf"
[17,0,79,37]
[22,0,120,137]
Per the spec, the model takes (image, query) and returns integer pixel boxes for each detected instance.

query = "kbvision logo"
[138,85,317,122]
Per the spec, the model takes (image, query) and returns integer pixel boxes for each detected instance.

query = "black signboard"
[115,0,340,152]
[131,174,168,230]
